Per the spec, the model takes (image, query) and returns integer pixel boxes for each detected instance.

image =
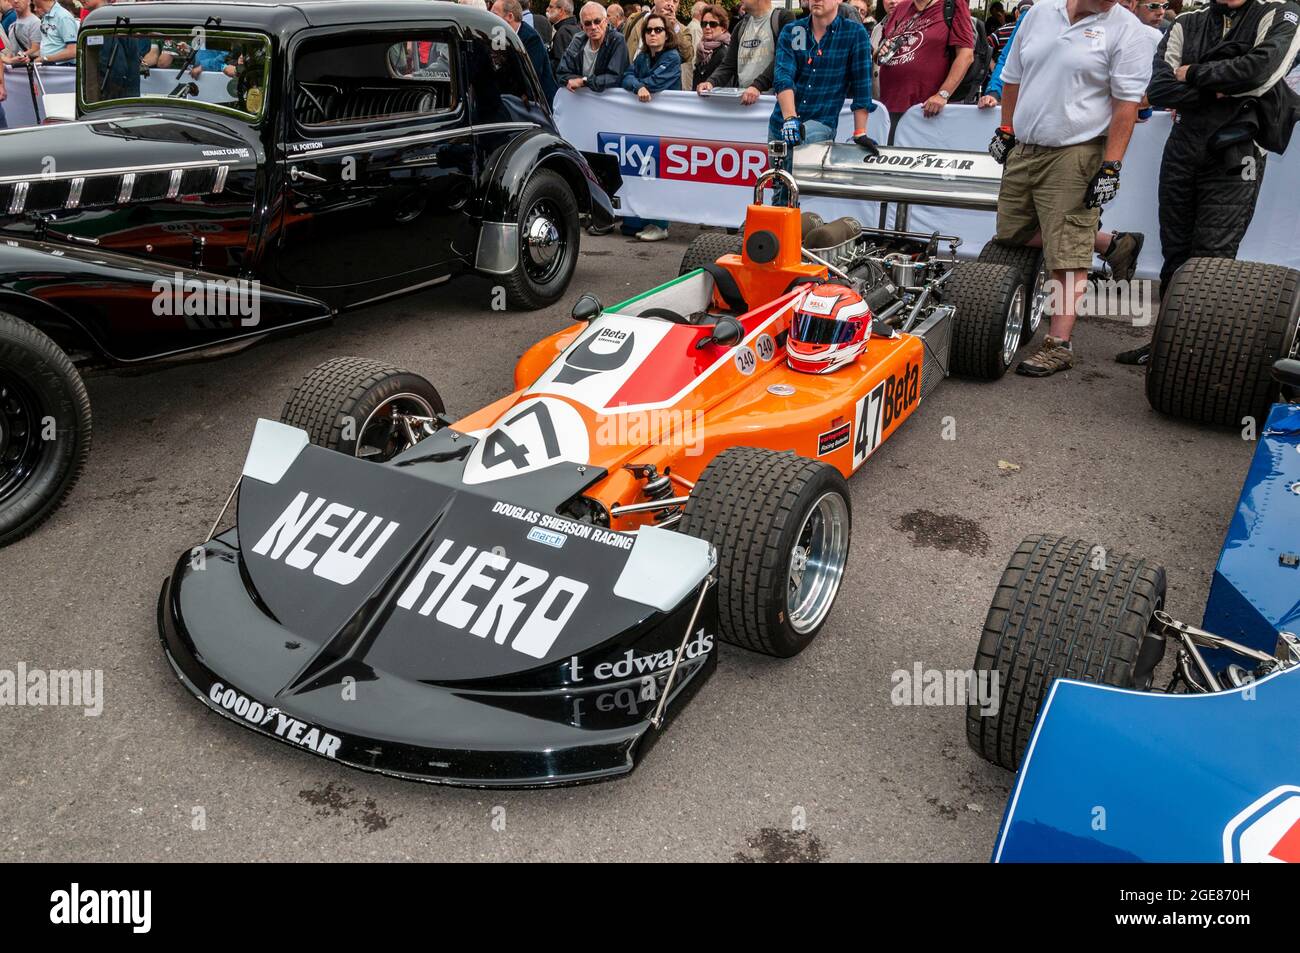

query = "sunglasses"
[645,25,666,33]
[701,20,722,27]
[582,17,604,25]
[1142,2,1167,7]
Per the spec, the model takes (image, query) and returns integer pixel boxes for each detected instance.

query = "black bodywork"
[0,0,618,364]
[159,424,718,786]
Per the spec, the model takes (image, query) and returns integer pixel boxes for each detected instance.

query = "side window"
[292,32,458,128]
[464,31,546,126]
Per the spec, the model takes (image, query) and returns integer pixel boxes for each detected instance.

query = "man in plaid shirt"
[769,0,875,152]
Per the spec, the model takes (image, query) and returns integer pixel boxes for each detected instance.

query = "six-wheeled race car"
[158,147,1033,786]
[970,359,1300,862]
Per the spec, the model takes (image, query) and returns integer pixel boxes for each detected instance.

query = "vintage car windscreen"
[79,28,272,121]
[292,34,457,128]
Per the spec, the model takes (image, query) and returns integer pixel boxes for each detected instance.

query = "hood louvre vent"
[134,170,172,202]
[27,180,70,214]
[179,167,217,196]
[1,164,231,221]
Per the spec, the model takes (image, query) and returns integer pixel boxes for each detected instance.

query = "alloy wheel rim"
[1027,262,1049,335]
[1002,285,1027,366]
[787,491,850,635]
[354,393,439,461]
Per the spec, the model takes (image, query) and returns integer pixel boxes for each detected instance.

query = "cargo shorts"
[994,138,1104,273]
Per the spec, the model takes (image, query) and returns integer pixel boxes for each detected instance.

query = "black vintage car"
[0,0,619,545]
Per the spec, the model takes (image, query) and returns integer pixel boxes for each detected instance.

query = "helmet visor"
[794,313,862,346]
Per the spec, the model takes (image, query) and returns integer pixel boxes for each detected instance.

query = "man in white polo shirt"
[987,0,1152,377]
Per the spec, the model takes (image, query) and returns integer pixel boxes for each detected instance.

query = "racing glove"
[781,116,803,146]
[988,125,1016,165]
[852,131,880,157]
[1085,160,1122,209]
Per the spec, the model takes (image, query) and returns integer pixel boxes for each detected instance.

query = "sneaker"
[587,222,616,236]
[1015,335,1075,377]
[637,224,670,242]
[1115,343,1152,365]
[1102,231,1144,283]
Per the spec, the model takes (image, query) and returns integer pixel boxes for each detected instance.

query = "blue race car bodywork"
[995,400,1300,863]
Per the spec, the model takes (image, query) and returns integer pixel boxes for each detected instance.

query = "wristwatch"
[1103,160,1122,172]
[938,89,951,100]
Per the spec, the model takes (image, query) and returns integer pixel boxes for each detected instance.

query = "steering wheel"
[639,307,693,325]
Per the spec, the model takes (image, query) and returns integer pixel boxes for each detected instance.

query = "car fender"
[0,236,332,364]
[475,129,618,276]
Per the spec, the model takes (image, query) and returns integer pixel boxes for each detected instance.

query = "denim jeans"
[764,115,834,206]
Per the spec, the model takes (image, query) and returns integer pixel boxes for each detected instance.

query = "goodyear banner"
[553,88,892,227]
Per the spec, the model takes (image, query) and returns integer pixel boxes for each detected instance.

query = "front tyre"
[679,232,744,275]
[0,312,92,547]
[281,356,444,461]
[967,535,1167,770]
[500,169,580,310]
[680,447,851,657]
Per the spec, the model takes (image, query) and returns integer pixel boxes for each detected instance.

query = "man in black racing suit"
[1117,0,1300,365]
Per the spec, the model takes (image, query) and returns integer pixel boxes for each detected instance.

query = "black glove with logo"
[852,132,881,157]
[1085,160,1122,208]
[988,126,1016,164]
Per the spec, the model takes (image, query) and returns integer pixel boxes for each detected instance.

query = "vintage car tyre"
[967,535,1167,771]
[945,261,1025,380]
[501,170,581,310]
[679,232,744,276]
[280,356,445,462]
[976,240,1045,344]
[679,447,851,658]
[1146,258,1300,428]
[0,312,92,547]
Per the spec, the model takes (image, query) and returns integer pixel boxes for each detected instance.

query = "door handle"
[289,165,327,184]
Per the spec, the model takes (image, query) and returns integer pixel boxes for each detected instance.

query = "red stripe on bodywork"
[606,290,803,409]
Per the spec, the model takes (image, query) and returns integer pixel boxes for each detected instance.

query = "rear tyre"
[967,535,1167,770]
[945,261,1025,380]
[500,169,581,310]
[1147,258,1300,427]
[281,356,444,462]
[679,232,744,276]
[0,312,92,546]
[977,241,1045,344]
[679,447,851,657]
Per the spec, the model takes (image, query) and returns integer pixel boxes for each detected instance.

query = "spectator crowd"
[2,0,1298,375]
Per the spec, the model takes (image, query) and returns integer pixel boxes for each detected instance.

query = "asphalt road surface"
[0,227,1253,862]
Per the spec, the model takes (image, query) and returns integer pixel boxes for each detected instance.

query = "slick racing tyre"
[977,241,1045,345]
[945,261,1025,380]
[500,169,581,310]
[1147,258,1300,427]
[679,232,743,276]
[680,447,851,657]
[0,312,92,547]
[968,535,1167,770]
[281,356,444,462]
